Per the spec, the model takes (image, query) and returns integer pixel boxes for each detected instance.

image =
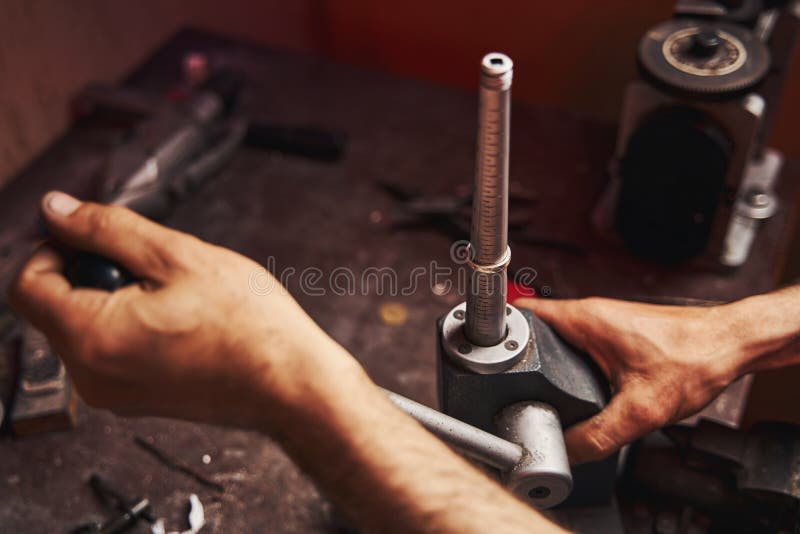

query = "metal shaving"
[151,494,205,534]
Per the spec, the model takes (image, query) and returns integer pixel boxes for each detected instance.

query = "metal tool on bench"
[71,474,156,534]
[365,53,615,508]
[7,65,346,434]
[9,324,77,434]
[432,53,616,508]
[5,69,246,434]
[67,66,345,290]
[64,68,247,289]
[6,69,247,435]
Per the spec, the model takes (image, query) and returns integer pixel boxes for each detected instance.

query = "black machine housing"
[598,2,799,265]
[437,307,618,507]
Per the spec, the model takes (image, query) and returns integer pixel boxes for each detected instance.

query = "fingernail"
[44,191,81,216]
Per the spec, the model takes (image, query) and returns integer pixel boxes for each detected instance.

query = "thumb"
[564,385,670,464]
[41,191,181,281]
[513,297,593,351]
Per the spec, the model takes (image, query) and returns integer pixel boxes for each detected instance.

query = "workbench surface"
[0,29,797,532]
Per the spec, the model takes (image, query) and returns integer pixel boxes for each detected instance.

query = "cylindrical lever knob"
[495,402,573,509]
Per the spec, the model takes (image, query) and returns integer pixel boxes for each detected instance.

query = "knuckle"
[629,401,669,428]
[628,402,654,425]
[92,334,119,360]
[164,234,207,272]
[581,412,619,458]
[583,427,617,459]
[11,267,35,297]
[7,269,40,314]
[73,326,117,368]
[85,205,119,239]
[88,328,126,366]
[162,234,195,263]
[143,232,194,275]
[73,334,100,366]
[60,307,92,336]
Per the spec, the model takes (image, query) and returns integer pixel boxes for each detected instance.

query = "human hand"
[514,297,746,463]
[8,191,357,429]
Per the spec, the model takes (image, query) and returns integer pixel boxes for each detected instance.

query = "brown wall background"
[1,1,798,184]
[0,0,317,184]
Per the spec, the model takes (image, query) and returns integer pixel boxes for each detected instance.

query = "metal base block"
[10,325,76,435]
[437,307,618,507]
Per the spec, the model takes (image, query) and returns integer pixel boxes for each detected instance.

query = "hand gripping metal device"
[389,53,617,508]
[59,53,617,509]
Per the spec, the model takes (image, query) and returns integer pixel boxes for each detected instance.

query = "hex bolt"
[747,189,770,208]
[529,486,551,500]
[504,340,518,351]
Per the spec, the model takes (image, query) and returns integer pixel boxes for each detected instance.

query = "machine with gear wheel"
[596,1,799,266]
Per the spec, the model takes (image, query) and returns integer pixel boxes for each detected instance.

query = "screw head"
[689,30,721,58]
[453,310,465,320]
[504,340,519,351]
[457,343,472,354]
[529,486,551,500]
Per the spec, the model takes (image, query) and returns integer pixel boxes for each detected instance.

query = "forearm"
[251,335,563,534]
[726,285,800,374]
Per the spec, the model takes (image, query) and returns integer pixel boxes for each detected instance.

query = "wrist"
[730,289,800,375]
[718,294,785,376]
[236,325,369,437]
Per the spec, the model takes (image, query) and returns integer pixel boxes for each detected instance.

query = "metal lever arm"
[383,388,573,508]
[382,388,523,471]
